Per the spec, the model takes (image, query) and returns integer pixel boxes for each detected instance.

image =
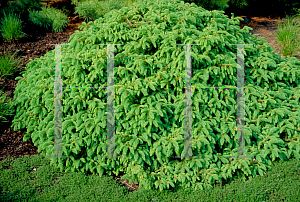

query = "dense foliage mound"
[12,0,300,192]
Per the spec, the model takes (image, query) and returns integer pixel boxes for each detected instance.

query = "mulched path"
[0,7,296,193]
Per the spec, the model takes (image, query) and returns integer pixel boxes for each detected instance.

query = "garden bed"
[0,0,299,193]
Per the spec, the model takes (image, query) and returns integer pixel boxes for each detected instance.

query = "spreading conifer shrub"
[12,0,300,192]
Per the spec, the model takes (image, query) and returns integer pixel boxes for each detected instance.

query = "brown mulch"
[0,6,297,193]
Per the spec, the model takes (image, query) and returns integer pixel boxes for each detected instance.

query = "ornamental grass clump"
[12,0,300,192]
[0,47,23,79]
[276,16,300,57]
[0,89,14,128]
[0,9,26,41]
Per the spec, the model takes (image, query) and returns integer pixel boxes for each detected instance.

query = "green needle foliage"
[12,0,300,193]
[3,0,45,19]
[73,0,104,21]
[71,0,89,6]
[0,9,26,41]
[28,6,70,32]
[74,0,136,22]
[1,0,44,34]
[184,0,230,11]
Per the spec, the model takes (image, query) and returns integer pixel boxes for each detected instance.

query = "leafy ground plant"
[0,47,23,80]
[0,9,26,41]
[28,6,70,32]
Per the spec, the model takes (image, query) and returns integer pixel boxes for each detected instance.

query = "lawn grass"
[0,154,299,201]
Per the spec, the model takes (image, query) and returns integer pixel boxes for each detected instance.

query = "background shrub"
[74,0,138,21]
[28,6,70,32]
[102,0,135,15]
[0,9,26,41]
[28,7,52,30]
[71,0,88,6]
[226,0,300,16]
[73,0,104,21]
[184,0,230,11]
[185,0,300,16]
[3,0,45,20]
[52,11,71,32]
[183,0,256,11]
